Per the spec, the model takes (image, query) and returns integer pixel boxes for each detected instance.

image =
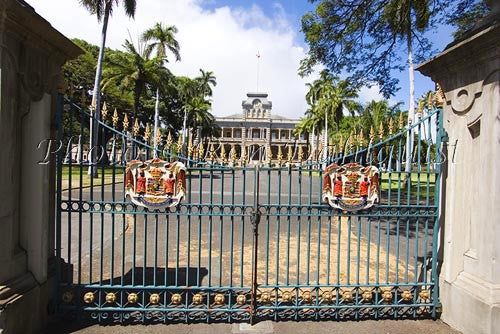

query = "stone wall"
[0,1,81,333]
[417,8,500,334]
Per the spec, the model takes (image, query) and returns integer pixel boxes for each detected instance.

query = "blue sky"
[202,0,457,109]
[28,0,457,117]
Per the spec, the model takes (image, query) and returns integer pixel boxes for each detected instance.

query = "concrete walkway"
[43,319,461,334]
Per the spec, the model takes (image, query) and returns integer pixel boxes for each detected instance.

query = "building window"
[235,130,241,138]
[271,131,277,139]
[252,130,260,139]
[225,131,231,138]
[281,131,288,139]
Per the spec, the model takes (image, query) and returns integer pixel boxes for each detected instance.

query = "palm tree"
[196,69,217,97]
[102,40,170,122]
[299,71,360,160]
[381,0,431,172]
[141,23,181,156]
[79,0,136,176]
[186,96,214,139]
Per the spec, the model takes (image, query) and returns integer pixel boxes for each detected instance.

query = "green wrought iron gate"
[54,97,444,323]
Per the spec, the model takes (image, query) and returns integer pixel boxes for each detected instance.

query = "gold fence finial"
[398,112,404,130]
[198,141,205,160]
[166,132,173,149]
[435,83,445,107]
[133,118,140,136]
[287,146,293,163]
[240,145,247,165]
[101,102,108,121]
[123,114,129,132]
[209,143,216,161]
[417,100,424,118]
[378,122,384,139]
[427,91,434,110]
[298,145,304,162]
[187,138,194,158]
[277,146,283,165]
[155,128,161,147]
[389,118,394,135]
[230,144,237,163]
[266,145,272,164]
[112,108,119,127]
[369,126,375,142]
[220,144,227,163]
[144,123,151,141]
[177,135,182,154]
[359,129,365,147]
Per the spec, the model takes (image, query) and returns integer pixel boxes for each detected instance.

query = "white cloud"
[358,84,398,106]
[27,0,311,119]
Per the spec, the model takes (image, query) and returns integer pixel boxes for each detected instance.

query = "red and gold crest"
[125,158,186,209]
[322,163,379,211]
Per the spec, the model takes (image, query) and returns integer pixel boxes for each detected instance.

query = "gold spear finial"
[348,135,354,151]
[398,112,404,130]
[277,146,284,165]
[389,118,394,135]
[155,129,162,148]
[166,132,173,149]
[101,102,108,121]
[287,145,293,163]
[417,100,424,118]
[359,129,365,147]
[298,145,304,162]
[220,144,227,163]
[198,141,205,160]
[187,138,194,158]
[176,135,182,154]
[240,145,247,165]
[230,144,237,163]
[133,118,140,136]
[427,91,434,110]
[209,143,216,161]
[378,122,384,139]
[144,123,151,141]
[123,113,129,132]
[266,145,272,164]
[435,83,444,107]
[369,126,375,142]
[112,108,119,127]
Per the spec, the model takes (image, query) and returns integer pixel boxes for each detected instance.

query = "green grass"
[61,165,124,190]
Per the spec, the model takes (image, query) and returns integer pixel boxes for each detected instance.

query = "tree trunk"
[405,32,415,174]
[323,109,328,164]
[88,5,110,177]
[153,88,160,158]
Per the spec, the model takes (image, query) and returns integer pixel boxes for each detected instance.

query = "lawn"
[60,165,125,190]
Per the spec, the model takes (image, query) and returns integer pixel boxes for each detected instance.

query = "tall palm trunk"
[405,31,415,174]
[88,4,110,177]
[323,109,328,164]
[153,88,160,158]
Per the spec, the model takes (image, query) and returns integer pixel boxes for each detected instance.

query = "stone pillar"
[417,8,500,334]
[0,1,81,333]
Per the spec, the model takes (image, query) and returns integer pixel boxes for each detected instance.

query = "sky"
[27,0,455,119]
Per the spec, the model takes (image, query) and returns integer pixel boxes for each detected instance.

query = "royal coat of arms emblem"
[125,158,186,209]
[322,162,379,211]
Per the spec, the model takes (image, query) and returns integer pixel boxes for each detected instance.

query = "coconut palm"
[196,69,217,97]
[141,22,181,156]
[102,40,170,121]
[79,0,137,176]
[381,0,431,172]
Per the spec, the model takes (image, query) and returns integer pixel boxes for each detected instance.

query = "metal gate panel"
[54,97,443,323]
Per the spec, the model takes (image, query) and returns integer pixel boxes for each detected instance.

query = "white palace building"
[214,92,310,161]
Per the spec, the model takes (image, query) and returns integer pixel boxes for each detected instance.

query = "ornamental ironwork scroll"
[125,158,186,209]
[322,162,379,211]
